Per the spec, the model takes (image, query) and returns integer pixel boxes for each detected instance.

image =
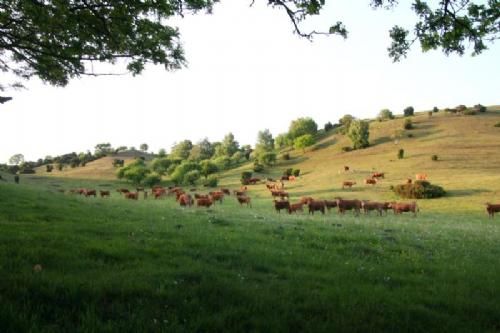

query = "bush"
[347,120,370,149]
[284,168,293,176]
[378,109,394,121]
[143,173,161,187]
[393,180,446,199]
[473,104,487,113]
[279,153,290,160]
[57,163,64,171]
[431,155,438,161]
[324,122,334,131]
[341,146,352,152]
[433,106,439,113]
[46,164,53,173]
[398,149,404,159]
[253,162,264,173]
[183,170,200,185]
[203,175,218,187]
[404,118,413,130]
[293,169,300,177]
[403,106,414,117]
[241,171,252,184]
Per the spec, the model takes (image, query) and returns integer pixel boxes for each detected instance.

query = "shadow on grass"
[447,189,491,197]
[312,138,337,151]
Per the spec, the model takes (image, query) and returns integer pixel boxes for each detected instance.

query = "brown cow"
[247,178,261,185]
[116,188,130,195]
[288,175,296,181]
[281,175,289,181]
[153,189,167,199]
[344,166,350,172]
[196,197,213,208]
[336,199,361,215]
[300,197,314,205]
[288,202,304,214]
[233,190,246,197]
[221,188,231,195]
[274,200,290,213]
[194,193,209,199]
[237,195,252,207]
[83,189,97,197]
[124,192,139,200]
[99,190,110,198]
[271,190,289,199]
[308,200,326,215]
[486,203,500,218]
[209,191,224,204]
[372,172,385,179]
[364,178,377,185]
[361,201,390,216]
[179,194,193,207]
[391,202,419,216]
[342,181,356,189]
[325,200,338,211]
[415,173,427,181]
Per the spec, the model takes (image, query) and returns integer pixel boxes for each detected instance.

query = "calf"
[391,202,419,216]
[308,200,326,215]
[237,195,252,207]
[364,178,377,185]
[288,202,304,214]
[342,181,356,189]
[336,199,361,216]
[99,190,110,198]
[486,203,500,218]
[197,197,213,208]
[274,200,290,214]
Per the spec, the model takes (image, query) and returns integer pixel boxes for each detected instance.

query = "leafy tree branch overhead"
[0,0,498,102]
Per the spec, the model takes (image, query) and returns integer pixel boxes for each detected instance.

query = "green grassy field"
[1,108,500,332]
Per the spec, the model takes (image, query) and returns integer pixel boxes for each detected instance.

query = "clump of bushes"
[404,106,414,117]
[203,175,218,187]
[293,169,300,177]
[393,180,446,199]
[398,149,405,159]
[431,155,438,161]
[46,164,53,173]
[404,118,413,130]
[283,168,293,177]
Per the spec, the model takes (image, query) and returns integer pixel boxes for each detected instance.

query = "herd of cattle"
[62,167,500,218]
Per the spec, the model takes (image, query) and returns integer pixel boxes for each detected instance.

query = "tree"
[378,109,394,120]
[348,120,370,149]
[257,152,277,166]
[116,159,150,185]
[9,154,24,166]
[274,133,292,150]
[200,160,218,179]
[158,148,167,157]
[170,161,200,184]
[170,140,193,160]
[404,106,415,117]
[189,138,215,161]
[288,118,318,140]
[216,133,239,158]
[293,134,315,152]
[1,1,497,103]
[339,114,355,134]
[94,143,113,157]
[241,145,253,161]
[140,143,149,153]
[255,129,275,153]
[151,157,171,177]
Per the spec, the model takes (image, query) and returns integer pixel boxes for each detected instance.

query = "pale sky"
[1,1,499,163]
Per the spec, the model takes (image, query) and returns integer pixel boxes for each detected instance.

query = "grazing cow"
[344,166,350,172]
[178,194,193,207]
[308,200,326,215]
[281,175,289,181]
[209,191,224,204]
[194,193,209,200]
[486,203,500,218]
[324,200,338,211]
[99,190,110,198]
[237,195,252,207]
[116,188,130,195]
[83,189,97,197]
[196,197,213,208]
[300,197,314,205]
[360,201,390,216]
[415,173,427,181]
[152,185,164,192]
[221,188,231,195]
[271,190,289,199]
[234,190,246,197]
[124,192,139,200]
[247,178,261,185]
[364,178,377,185]
[342,181,356,189]
[274,200,290,213]
[153,188,167,199]
[288,202,304,214]
[372,172,385,179]
[336,199,362,216]
[175,191,186,201]
[391,202,419,216]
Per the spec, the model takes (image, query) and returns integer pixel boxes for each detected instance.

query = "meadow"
[1,108,500,332]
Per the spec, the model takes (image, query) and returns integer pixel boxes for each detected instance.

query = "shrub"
[203,175,218,187]
[46,164,53,173]
[241,171,252,184]
[433,106,439,112]
[183,170,200,185]
[378,109,394,121]
[393,180,446,199]
[253,162,264,173]
[347,120,370,149]
[257,151,277,166]
[324,122,334,131]
[293,169,300,177]
[341,146,352,152]
[143,173,161,187]
[431,155,438,161]
[57,163,64,171]
[403,106,414,117]
[398,149,405,159]
[279,153,290,160]
[404,118,413,130]
[293,134,315,152]
[473,104,487,113]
